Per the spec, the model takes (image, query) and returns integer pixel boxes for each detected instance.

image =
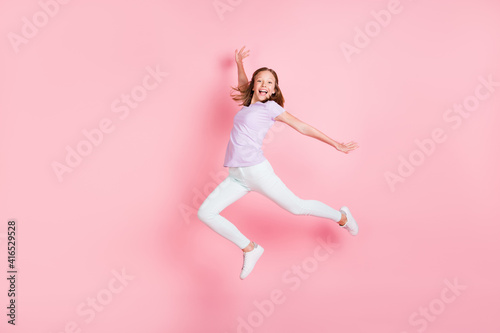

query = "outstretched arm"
[275,111,359,154]
[235,46,250,89]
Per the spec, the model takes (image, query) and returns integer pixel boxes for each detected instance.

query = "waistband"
[228,159,273,179]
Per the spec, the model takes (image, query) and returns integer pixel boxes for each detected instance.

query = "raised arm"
[235,46,250,89]
[275,111,359,154]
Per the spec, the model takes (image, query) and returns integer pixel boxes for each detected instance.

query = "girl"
[198,46,359,279]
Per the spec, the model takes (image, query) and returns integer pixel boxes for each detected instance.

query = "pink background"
[1,0,499,332]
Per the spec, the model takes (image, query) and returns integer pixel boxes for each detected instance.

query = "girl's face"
[251,71,276,103]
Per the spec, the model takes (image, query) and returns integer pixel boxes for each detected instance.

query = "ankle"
[243,241,255,252]
[339,213,347,226]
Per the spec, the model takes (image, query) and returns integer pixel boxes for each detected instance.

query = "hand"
[335,141,359,154]
[235,46,250,66]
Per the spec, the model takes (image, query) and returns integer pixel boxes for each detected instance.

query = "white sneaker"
[240,242,264,280]
[339,206,358,236]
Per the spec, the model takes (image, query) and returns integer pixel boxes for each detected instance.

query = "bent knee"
[197,206,209,222]
[197,203,217,224]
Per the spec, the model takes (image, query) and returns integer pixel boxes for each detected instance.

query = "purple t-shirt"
[223,100,285,167]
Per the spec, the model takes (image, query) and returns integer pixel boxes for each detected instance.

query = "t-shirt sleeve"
[267,101,285,121]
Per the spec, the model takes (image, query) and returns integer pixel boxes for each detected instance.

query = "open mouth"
[258,89,268,96]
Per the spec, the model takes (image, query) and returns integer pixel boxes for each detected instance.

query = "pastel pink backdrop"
[1,0,499,332]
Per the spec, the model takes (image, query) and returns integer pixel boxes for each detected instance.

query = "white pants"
[197,159,342,249]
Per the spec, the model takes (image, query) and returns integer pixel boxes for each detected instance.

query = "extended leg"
[251,170,358,234]
[252,170,343,222]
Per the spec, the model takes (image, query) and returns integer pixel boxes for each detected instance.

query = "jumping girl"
[197,46,359,279]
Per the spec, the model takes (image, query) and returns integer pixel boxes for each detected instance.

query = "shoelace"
[242,253,248,270]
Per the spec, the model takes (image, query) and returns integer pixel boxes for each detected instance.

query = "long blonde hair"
[231,67,285,107]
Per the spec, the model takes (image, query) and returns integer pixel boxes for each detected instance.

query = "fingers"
[338,141,359,153]
[345,141,359,149]
[236,46,245,56]
[237,46,250,59]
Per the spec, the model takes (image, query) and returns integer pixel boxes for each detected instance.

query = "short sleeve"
[266,100,285,121]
